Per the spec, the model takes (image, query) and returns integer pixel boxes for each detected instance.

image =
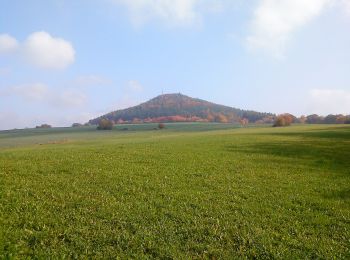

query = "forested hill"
[89,93,274,124]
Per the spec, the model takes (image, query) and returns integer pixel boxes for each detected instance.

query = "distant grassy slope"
[0,124,349,258]
[0,123,244,148]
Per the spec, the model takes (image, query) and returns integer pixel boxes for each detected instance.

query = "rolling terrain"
[0,124,349,258]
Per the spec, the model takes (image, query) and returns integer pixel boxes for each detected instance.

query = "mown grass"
[0,124,349,258]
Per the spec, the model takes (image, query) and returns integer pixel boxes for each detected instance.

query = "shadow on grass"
[229,126,350,170]
[226,139,350,174]
[324,188,350,200]
[259,126,350,140]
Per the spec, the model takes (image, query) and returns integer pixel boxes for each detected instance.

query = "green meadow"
[0,123,349,258]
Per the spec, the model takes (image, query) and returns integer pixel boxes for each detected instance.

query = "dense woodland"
[89,93,350,126]
[89,93,274,125]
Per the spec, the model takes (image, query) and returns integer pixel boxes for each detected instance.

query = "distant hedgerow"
[36,124,52,129]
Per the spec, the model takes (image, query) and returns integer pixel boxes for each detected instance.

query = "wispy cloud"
[113,0,200,26]
[0,34,19,54]
[246,0,332,57]
[127,80,143,92]
[0,110,23,130]
[0,83,49,101]
[111,0,233,27]
[0,110,99,130]
[0,67,11,76]
[340,0,350,15]
[111,0,348,56]
[108,95,140,111]
[309,89,350,115]
[53,90,88,108]
[73,75,112,87]
[1,83,87,108]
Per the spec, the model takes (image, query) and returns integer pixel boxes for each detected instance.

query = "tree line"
[273,113,350,127]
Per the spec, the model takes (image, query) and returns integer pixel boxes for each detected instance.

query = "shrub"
[36,124,52,129]
[97,119,114,130]
[158,123,165,129]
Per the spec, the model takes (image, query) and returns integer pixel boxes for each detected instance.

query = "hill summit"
[89,93,274,124]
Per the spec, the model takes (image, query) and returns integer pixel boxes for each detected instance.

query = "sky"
[0,0,349,130]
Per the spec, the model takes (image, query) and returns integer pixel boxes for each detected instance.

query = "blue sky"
[0,0,349,129]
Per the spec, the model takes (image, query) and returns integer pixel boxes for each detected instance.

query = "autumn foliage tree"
[215,113,229,123]
[97,119,114,130]
[273,114,294,127]
[207,114,215,122]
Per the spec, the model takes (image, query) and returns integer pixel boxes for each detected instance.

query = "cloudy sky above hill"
[0,0,349,129]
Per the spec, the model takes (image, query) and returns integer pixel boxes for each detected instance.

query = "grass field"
[0,123,349,258]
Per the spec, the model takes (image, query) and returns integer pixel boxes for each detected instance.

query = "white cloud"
[309,89,350,115]
[127,80,143,92]
[246,0,332,57]
[113,0,205,26]
[0,34,19,54]
[22,31,75,69]
[0,32,75,69]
